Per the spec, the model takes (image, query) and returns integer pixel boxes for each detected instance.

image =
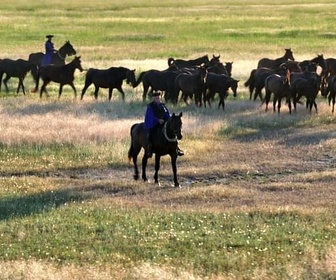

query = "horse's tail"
[168,58,175,66]
[244,69,256,87]
[133,71,146,87]
[128,123,138,161]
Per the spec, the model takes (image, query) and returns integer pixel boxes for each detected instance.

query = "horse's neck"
[57,45,67,60]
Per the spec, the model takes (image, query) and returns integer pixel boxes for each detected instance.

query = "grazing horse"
[37,56,83,98]
[28,41,77,90]
[257,48,295,69]
[205,73,239,110]
[264,74,292,114]
[0,58,38,94]
[128,112,183,187]
[172,66,208,106]
[167,54,209,69]
[134,66,179,102]
[321,74,336,113]
[80,67,137,101]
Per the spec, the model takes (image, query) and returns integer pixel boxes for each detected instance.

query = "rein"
[57,51,65,60]
[163,121,177,142]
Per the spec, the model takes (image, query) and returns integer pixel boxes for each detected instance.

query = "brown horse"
[264,74,292,114]
[0,58,38,94]
[128,112,183,187]
[257,48,295,69]
[322,74,336,113]
[37,56,83,98]
[172,66,208,106]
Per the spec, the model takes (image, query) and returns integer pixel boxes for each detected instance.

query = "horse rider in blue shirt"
[144,91,184,158]
[41,35,56,66]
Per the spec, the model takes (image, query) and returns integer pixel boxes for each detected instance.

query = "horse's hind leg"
[80,82,91,100]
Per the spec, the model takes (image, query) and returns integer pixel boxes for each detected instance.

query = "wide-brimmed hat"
[152,91,162,97]
[46,35,54,39]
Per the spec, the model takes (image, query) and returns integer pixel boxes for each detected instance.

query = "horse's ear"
[172,113,176,117]
[179,112,183,117]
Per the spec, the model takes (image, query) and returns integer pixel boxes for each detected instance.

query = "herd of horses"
[1,44,336,186]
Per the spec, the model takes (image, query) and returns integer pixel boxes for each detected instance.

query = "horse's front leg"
[154,154,161,185]
[69,82,77,98]
[58,84,64,99]
[170,154,180,188]
[141,154,149,182]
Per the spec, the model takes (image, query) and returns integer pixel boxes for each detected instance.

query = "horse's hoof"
[133,174,139,180]
[174,183,181,188]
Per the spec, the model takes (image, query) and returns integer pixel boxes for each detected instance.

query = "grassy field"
[0,1,336,279]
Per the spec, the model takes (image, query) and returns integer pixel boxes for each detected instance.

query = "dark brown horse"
[167,54,210,69]
[172,66,208,106]
[128,112,183,187]
[37,56,83,98]
[28,41,76,91]
[80,67,137,101]
[0,58,38,94]
[298,54,326,74]
[257,48,295,69]
[134,66,179,102]
[264,74,292,114]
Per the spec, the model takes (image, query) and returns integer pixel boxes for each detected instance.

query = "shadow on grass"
[0,187,89,221]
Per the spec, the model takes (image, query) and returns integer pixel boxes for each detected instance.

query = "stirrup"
[177,149,184,156]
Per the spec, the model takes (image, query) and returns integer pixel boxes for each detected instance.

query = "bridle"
[162,120,178,142]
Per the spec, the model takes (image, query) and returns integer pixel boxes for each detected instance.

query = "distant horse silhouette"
[80,67,137,101]
[172,66,208,106]
[205,73,239,110]
[28,41,76,91]
[257,48,295,69]
[37,56,83,98]
[0,58,38,94]
[322,74,336,113]
[168,54,210,69]
[208,62,233,76]
[134,66,179,102]
[128,112,183,187]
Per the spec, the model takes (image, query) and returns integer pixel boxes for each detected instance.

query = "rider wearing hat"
[144,91,184,158]
[41,35,56,66]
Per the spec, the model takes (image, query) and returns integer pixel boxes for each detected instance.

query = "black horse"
[128,112,183,187]
[0,58,38,94]
[28,41,77,91]
[204,73,239,110]
[167,54,210,69]
[322,74,336,114]
[80,67,137,101]
[257,48,295,69]
[37,56,83,98]
[134,67,179,102]
[172,66,208,106]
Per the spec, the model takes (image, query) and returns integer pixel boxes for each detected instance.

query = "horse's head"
[285,48,295,61]
[73,56,83,72]
[63,40,77,56]
[230,78,239,97]
[225,61,233,76]
[167,112,183,141]
[209,54,221,66]
[126,69,137,88]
